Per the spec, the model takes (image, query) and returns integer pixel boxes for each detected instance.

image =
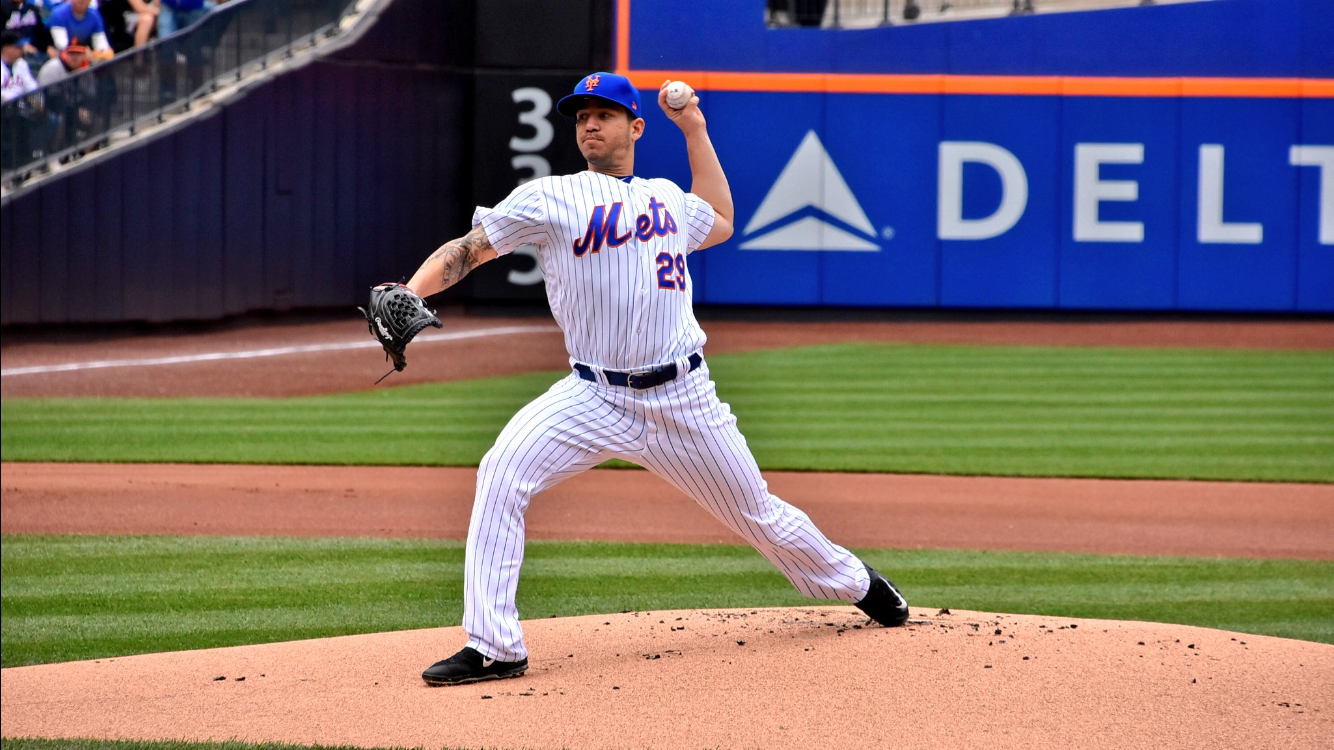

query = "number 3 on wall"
[656,252,687,291]
[510,87,553,185]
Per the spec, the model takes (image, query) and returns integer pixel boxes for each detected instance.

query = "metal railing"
[1,0,357,187]
[766,0,1197,27]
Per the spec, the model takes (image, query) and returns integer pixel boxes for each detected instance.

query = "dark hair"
[1,30,22,48]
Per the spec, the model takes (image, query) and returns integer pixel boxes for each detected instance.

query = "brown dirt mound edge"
[3,608,1331,750]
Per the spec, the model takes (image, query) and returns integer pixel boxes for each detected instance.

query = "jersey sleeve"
[471,180,551,257]
[682,192,716,255]
[49,24,68,50]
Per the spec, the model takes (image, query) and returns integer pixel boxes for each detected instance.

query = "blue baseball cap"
[556,72,643,119]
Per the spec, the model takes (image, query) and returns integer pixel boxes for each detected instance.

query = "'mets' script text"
[573,197,679,256]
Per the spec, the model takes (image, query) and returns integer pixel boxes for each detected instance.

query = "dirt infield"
[3,313,1333,749]
[4,463,1332,559]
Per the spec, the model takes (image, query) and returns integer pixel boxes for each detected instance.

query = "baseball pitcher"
[363,72,910,686]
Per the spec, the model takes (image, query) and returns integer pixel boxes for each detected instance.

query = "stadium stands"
[767,0,1204,27]
[1,0,357,191]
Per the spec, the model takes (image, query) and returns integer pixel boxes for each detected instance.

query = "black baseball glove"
[359,282,443,382]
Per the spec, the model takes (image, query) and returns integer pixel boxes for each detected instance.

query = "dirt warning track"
[4,314,1332,398]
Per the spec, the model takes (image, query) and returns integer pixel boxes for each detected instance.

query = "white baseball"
[665,81,692,110]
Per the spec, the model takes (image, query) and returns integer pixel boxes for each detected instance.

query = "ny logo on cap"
[585,74,601,91]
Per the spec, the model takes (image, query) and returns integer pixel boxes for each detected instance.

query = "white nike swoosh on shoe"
[482,657,496,668]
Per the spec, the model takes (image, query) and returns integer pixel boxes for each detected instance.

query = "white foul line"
[1,325,560,377]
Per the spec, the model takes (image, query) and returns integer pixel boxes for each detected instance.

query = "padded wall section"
[0,62,468,325]
[615,0,1334,311]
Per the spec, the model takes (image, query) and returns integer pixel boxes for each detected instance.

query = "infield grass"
[3,534,1331,668]
[3,343,1331,482]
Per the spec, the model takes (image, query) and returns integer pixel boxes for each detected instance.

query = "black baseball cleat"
[422,647,528,686]
[855,565,910,627]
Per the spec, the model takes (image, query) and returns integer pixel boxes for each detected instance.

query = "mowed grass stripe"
[3,343,1332,481]
[3,535,1332,667]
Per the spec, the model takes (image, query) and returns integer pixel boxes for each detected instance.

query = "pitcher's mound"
[3,607,1331,750]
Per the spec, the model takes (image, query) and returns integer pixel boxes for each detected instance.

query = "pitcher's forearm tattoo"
[429,226,493,289]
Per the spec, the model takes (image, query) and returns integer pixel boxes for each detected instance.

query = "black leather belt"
[575,352,703,390]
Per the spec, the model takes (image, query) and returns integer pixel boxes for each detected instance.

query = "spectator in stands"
[47,0,113,58]
[2,31,40,169]
[767,0,827,27]
[1,28,39,101]
[101,0,160,53]
[157,0,210,39]
[2,0,55,68]
[37,38,90,86]
[37,40,97,151]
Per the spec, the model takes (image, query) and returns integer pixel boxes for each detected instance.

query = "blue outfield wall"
[625,0,1334,312]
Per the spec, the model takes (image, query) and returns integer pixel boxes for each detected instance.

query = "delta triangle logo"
[740,131,880,252]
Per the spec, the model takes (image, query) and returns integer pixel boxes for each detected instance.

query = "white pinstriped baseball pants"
[462,363,872,661]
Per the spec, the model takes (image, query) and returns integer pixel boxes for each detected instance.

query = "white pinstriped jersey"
[460,171,875,664]
[473,171,715,371]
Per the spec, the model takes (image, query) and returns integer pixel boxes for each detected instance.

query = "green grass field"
[4,343,1332,482]
[3,534,1331,668]
[4,341,1332,750]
